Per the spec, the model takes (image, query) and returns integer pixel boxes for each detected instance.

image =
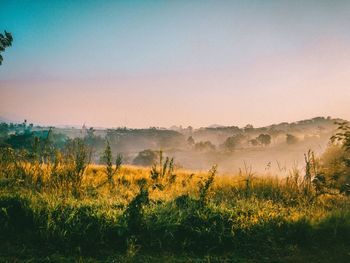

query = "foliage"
[102,141,122,190]
[286,134,298,145]
[186,136,195,146]
[133,149,158,166]
[123,185,149,237]
[331,121,350,152]
[194,141,216,151]
[0,30,13,65]
[1,125,67,156]
[61,138,92,198]
[223,134,243,151]
[0,169,350,259]
[149,150,176,190]
[198,165,217,206]
[256,133,271,146]
[319,145,350,195]
[0,123,9,140]
[249,138,259,146]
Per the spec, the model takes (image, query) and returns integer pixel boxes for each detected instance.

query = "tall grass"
[0,145,350,261]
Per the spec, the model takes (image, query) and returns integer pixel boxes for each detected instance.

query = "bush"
[133,149,158,166]
[223,134,243,151]
[286,134,298,145]
[0,194,35,234]
[256,134,271,146]
[319,144,350,193]
[194,141,216,151]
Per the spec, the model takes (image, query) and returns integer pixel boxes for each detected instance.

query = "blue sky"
[1,0,350,127]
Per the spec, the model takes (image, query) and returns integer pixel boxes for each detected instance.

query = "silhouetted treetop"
[0,30,13,65]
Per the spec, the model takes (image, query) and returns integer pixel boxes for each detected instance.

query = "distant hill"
[1,116,348,172]
[207,124,226,128]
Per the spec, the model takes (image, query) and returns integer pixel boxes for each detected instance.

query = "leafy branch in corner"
[331,121,350,152]
[0,31,13,65]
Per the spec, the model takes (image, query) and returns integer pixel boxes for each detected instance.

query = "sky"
[1,0,350,128]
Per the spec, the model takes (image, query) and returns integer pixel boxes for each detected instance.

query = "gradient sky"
[1,0,350,128]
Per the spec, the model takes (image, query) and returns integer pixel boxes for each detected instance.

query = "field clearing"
[1,162,350,262]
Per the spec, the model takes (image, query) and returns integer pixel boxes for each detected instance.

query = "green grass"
[1,164,350,262]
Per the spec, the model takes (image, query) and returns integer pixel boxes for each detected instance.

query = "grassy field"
[1,159,350,262]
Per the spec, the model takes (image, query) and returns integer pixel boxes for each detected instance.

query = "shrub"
[102,141,122,190]
[223,134,243,151]
[133,149,158,166]
[61,138,91,198]
[319,144,350,194]
[198,165,217,206]
[194,141,216,151]
[286,134,298,145]
[256,134,271,147]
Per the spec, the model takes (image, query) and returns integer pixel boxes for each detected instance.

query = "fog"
[52,116,340,176]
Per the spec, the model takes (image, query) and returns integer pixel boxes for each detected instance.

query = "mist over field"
[7,116,338,174]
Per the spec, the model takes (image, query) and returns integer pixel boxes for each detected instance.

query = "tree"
[331,121,350,152]
[186,126,193,134]
[0,31,13,65]
[256,134,271,146]
[133,149,158,166]
[316,122,350,195]
[268,128,282,143]
[286,134,298,145]
[194,141,216,151]
[102,141,122,190]
[187,136,195,146]
[5,130,36,151]
[244,124,254,132]
[0,123,9,141]
[224,134,243,151]
[64,138,92,198]
[249,138,259,146]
